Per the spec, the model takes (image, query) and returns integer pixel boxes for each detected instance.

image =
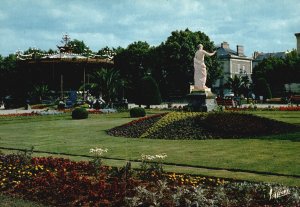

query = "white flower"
[89,147,108,156]
[141,153,167,161]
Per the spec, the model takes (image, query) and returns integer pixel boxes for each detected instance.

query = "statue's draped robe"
[193,57,206,89]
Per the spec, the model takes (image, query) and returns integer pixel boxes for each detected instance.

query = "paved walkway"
[0,108,45,115]
[0,103,293,115]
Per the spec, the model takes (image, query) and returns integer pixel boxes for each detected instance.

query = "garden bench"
[216,98,236,107]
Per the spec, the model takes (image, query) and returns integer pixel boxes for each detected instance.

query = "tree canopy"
[152,29,221,98]
[114,29,222,101]
[252,50,300,97]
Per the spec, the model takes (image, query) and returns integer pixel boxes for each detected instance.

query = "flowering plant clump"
[107,111,300,140]
[225,105,300,111]
[278,106,300,111]
[0,112,39,117]
[140,153,167,180]
[107,113,167,138]
[89,147,108,156]
[0,153,300,206]
[89,147,108,176]
[140,112,200,138]
[87,109,103,114]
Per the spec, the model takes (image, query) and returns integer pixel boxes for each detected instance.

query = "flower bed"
[107,113,167,138]
[225,105,300,111]
[87,109,103,114]
[278,106,300,111]
[0,153,299,206]
[0,112,39,117]
[108,112,299,139]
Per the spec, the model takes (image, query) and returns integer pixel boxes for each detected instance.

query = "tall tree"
[83,68,122,102]
[224,75,251,97]
[135,75,162,108]
[224,75,242,96]
[68,39,90,54]
[254,78,272,99]
[31,84,49,103]
[0,54,19,97]
[152,29,221,98]
[114,41,152,101]
[252,50,300,97]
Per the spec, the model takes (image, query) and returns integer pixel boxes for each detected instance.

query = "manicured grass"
[0,110,299,186]
[0,194,48,207]
[247,110,300,125]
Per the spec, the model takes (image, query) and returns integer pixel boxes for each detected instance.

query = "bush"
[72,107,88,119]
[129,107,146,118]
[135,76,162,108]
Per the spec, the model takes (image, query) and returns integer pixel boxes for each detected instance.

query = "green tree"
[152,29,221,98]
[31,85,49,103]
[68,39,90,54]
[114,41,152,101]
[254,78,272,99]
[224,75,242,96]
[135,75,162,108]
[225,75,252,97]
[83,68,122,102]
[240,75,251,98]
[0,54,19,97]
[252,50,300,97]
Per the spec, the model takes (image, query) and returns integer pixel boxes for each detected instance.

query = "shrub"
[135,76,162,108]
[129,107,146,118]
[72,107,88,119]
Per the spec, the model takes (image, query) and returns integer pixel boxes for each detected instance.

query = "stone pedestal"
[186,87,216,112]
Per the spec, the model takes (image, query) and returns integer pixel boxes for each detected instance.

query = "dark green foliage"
[151,29,222,97]
[107,113,166,137]
[71,108,88,119]
[129,107,146,118]
[254,78,272,99]
[252,51,300,97]
[114,41,151,101]
[135,76,162,107]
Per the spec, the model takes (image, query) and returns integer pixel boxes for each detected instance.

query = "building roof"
[216,46,238,57]
[215,44,251,60]
[42,53,87,59]
[253,52,287,62]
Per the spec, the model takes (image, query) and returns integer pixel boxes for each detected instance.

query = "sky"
[0,0,299,57]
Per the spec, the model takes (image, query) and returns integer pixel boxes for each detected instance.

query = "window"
[237,64,241,73]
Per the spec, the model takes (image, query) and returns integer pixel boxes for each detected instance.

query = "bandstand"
[16,34,114,99]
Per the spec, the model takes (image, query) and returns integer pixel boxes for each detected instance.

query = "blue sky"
[0,0,299,57]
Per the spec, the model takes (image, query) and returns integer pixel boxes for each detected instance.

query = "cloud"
[0,0,300,56]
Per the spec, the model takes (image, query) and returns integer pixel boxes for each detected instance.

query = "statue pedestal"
[186,87,216,112]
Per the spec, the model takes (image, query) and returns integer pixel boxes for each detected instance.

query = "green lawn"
[0,194,48,207]
[0,110,300,186]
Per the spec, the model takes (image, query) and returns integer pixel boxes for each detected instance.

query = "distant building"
[295,33,300,54]
[213,41,252,95]
[252,51,289,68]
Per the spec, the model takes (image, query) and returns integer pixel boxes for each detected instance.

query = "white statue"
[193,44,216,90]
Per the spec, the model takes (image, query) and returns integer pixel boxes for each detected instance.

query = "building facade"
[213,41,252,95]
